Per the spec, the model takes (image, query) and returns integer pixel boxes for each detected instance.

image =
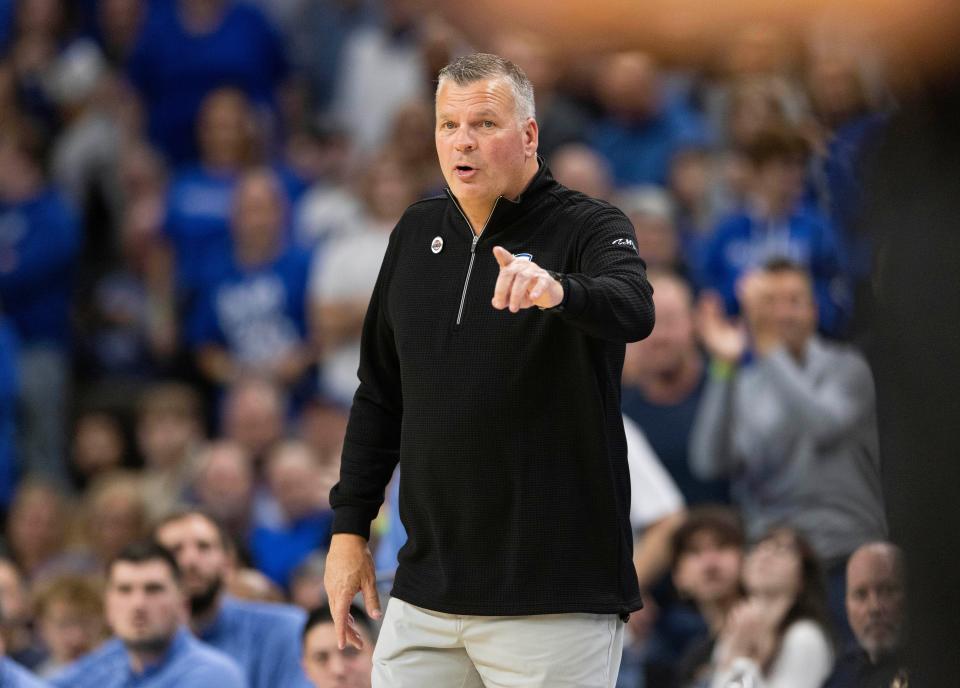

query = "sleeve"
[328,227,403,539]
[623,415,685,530]
[762,347,875,449]
[710,621,834,688]
[688,368,740,480]
[552,206,655,343]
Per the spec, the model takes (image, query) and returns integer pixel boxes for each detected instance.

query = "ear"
[522,117,539,158]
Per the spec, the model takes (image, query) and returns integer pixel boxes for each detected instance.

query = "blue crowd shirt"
[621,370,729,506]
[187,245,311,367]
[198,595,312,688]
[0,318,19,508]
[0,188,81,346]
[587,104,709,187]
[0,657,48,688]
[250,511,334,588]
[127,1,288,163]
[701,205,850,336]
[50,628,246,688]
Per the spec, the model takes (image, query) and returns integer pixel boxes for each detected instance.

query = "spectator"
[251,441,333,588]
[622,271,729,505]
[290,552,328,612]
[93,0,144,65]
[135,382,205,521]
[309,154,416,405]
[127,0,288,164]
[616,186,686,276]
[0,647,45,687]
[588,51,708,186]
[33,575,107,677]
[189,440,255,545]
[0,118,81,483]
[300,603,374,688]
[691,258,886,638]
[710,527,833,688]
[828,542,909,688]
[50,541,246,687]
[190,168,313,393]
[670,507,746,687]
[221,376,286,465]
[4,481,70,581]
[67,409,127,491]
[0,558,43,669]
[79,471,148,568]
[549,143,614,201]
[153,509,313,688]
[699,126,849,335]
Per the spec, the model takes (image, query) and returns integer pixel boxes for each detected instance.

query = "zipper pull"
[471,235,479,253]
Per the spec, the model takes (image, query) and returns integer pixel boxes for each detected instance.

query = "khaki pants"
[372,598,625,687]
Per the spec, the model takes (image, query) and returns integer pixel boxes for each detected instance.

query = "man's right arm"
[325,227,403,647]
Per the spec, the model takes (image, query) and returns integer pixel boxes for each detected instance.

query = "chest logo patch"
[513,252,533,261]
[431,236,443,254]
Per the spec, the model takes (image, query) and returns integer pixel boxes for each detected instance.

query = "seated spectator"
[669,507,746,687]
[4,481,71,581]
[301,603,374,688]
[699,127,849,335]
[0,558,43,669]
[80,471,148,569]
[190,169,313,394]
[127,0,288,164]
[622,271,729,506]
[50,541,245,687]
[710,527,833,688]
[550,143,614,201]
[691,259,886,635]
[828,542,909,688]
[68,409,128,492]
[189,440,255,545]
[33,575,107,677]
[221,376,287,465]
[153,509,313,688]
[668,146,732,278]
[587,51,708,187]
[617,186,686,277]
[0,118,81,483]
[251,441,334,588]
[135,382,205,521]
[290,552,328,612]
[94,0,145,65]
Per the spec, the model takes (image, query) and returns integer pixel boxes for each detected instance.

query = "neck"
[457,156,539,234]
[638,352,703,403]
[128,636,175,674]
[702,594,741,635]
[190,591,224,633]
[752,194,793,221]
[235,241,279,267]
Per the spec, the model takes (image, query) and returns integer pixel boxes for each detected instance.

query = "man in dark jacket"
[323,52,655,687]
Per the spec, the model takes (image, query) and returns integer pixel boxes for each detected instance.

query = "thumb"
[361,573,382,621]
[493,245,514,268]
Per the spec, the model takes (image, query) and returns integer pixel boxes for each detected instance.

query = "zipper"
[449,192,500,326]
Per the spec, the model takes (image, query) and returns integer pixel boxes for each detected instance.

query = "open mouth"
[455,164,477,178]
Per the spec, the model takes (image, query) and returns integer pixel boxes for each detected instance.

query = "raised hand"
[491,246,564,312]
[695,291,747,364]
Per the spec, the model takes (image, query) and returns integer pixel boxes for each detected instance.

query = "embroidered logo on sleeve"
[612,238,638,252]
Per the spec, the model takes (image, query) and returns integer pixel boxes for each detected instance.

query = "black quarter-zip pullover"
[330,163,655,616]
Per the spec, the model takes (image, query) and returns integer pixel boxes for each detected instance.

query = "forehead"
[848,551,898,587]
[767,270,812,294]
[109,560,175,586]
[436,78,517,117]
[158,514,220,543]
[305,621,369,650]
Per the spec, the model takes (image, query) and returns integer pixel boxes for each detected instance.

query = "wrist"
[709,358,737,380]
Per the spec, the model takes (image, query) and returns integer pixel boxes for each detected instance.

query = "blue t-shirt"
[50,629,246,688]
[0,188,81,346]
[621,370,729,506]
[0,318,19,508]
[701,205,850,336]
[127,1,288,163]
[0,657,48,688]
[187,245,311,367]
[199,596,312,688]
[250,511,333,589]
[588,104,708,187]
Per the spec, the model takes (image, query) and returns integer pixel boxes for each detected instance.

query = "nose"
[453,127,476,152]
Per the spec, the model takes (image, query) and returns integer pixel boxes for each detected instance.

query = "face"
[195,447,254,521]
[846,548,905,659]
[435,77,538,210]
[631,279,696,375]
[232,174,285,258]
[137,411,199,469]
[302,622,373,688]
[742,530,803,600]
[8,487,63,563]
[224,385,284,458]
[89,492,144,562]
[155,515,229,603]
[198,91,252,168]
[0,562,27,624]
[106,560,185,652]
[674,531,743,605]
[39,599,105,664]
[267,450,323,521]
[762,271,817,352]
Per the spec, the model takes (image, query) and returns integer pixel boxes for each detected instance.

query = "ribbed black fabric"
[330,163,655,616]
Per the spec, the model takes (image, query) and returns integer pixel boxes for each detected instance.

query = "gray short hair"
[437,53,536,122]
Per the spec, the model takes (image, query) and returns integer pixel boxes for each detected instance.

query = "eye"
[440,121,455,130]
[482,120,494,128]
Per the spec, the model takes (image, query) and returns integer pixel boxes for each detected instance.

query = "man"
[671,507,746,687]
[829,542,909,688]
[324,53,654,686]
[50,541,244,688]
[690,258,887,632]
[153,509,312,688]
[301,604,374,688]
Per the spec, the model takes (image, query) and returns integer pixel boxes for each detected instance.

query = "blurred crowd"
[0,0,906,686]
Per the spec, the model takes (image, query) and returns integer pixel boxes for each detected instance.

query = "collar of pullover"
[445,156,557,241]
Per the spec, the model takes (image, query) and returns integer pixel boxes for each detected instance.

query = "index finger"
[331,589,355,650]
[493,245,514,268]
